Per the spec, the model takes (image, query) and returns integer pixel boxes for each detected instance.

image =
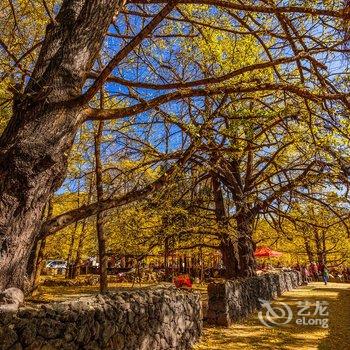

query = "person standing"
[322,266,329,285]
[301,265,310,285]
[310,262,319,281]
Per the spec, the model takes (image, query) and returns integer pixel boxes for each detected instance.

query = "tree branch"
[129,0,347,18]
[84,83,349,121]
[40,144,195,238]
[87,53,322,91]
[253,160,323,215]
[79,0,180,104]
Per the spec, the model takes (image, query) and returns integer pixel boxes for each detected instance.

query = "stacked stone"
[0,288,202,350]
[206,271,302,326]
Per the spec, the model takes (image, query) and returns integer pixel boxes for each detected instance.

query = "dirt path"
[195,282,350,350]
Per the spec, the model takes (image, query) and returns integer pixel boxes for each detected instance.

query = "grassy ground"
[30,282,158,303]
[29,277,208,303]
[195,282,350,350]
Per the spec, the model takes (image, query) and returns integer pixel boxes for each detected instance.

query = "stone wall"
[206,270,302,326]
[0,288,202,350]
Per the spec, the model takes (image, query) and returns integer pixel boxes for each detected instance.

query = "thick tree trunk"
[220,237,239,279]
[0,0,122,290]
[0,105,82,290]
[314,228,324,265]
[94,120,108,293]
[236,210,257,278]
[303,234,314,263]
[212,174,239,278]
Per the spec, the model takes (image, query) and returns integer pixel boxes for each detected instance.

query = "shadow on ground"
[195,283,350,350]
[318,286,350,350]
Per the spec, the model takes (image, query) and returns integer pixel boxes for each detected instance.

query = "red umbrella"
[254,246,283,258]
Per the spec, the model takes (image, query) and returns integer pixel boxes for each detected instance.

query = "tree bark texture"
[236,208,257,278]
[212,174,239,279]
[305,239,314,263]
[0,0,123,290]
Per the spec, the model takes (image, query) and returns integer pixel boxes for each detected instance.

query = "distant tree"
[0,0,349,289]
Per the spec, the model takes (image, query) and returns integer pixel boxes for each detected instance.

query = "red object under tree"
[173,274,193,288]
[254,246,283,258]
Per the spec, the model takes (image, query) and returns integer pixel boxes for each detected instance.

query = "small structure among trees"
[0,0,350,293]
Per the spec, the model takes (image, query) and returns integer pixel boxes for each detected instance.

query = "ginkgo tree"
[0,0,349,291]
[255,196,350,267]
